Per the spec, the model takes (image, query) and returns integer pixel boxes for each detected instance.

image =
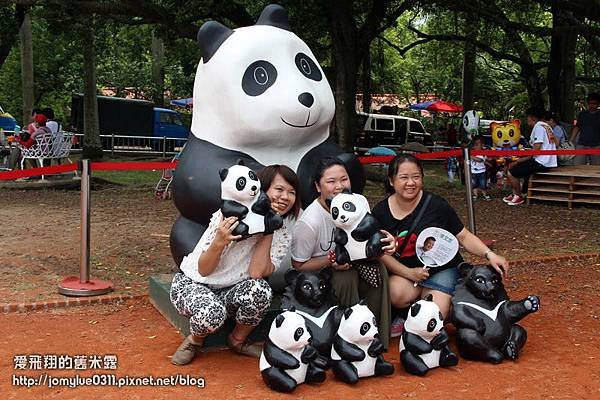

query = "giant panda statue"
[331,301,394,384]
[171,4,364,264]
[326,191,385,265]
[260,308,327,392]
[399,294,459,376]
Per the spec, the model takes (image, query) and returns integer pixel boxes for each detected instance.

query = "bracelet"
[484,250,493,260]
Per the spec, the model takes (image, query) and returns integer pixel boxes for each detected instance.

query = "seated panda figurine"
[331,301,394,384]
[399,294,459,376]
[282,268,343,366]
[326,191,385,265]
[219,160,283,239]
[451,263,540,364]
[260,308,327,393]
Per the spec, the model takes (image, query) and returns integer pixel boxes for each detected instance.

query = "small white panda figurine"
[399,294,459,376]
[260,307,327,393]
[219,160,283,239]
[331,300,394,384]
[326,190,385,265]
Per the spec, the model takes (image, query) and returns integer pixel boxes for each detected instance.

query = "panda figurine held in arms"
[219,160,283,239]
[451,263,540,364]
[399,294,459,376]
[170,4,365,265]
[260,308,327,393]
[326,190,385,265]
[331,301,394,384]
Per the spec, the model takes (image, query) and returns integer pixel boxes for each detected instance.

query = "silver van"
[355,112,433,153]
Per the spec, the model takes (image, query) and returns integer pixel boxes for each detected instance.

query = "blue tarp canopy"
[409,101,435,111]
[170,98,193,108]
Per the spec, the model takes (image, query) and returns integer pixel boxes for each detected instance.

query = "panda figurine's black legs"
[504,324,528,360]
[261,367,297,393]
[439,346,459,367]
[374,355,395,376]
[332,360,359,384]
[305,363,326,383]
[400,350,430,376]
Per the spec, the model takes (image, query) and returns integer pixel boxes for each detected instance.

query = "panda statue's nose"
[251,185,257,191]
[298,92,314,108]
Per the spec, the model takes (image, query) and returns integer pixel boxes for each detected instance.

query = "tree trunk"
[81,16,103,160]
[461,14,477,111]
[19,11,33,127]
[361,45,372,113]
[151,30,165,107]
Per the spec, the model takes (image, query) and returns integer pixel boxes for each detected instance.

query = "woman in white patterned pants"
[169,165,301,365]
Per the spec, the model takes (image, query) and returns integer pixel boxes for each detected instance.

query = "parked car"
[70,94,190,151]
[355,112,433,153]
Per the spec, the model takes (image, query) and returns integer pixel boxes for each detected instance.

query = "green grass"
[93,169,161,187]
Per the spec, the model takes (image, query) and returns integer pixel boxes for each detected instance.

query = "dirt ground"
[1,170,600,399]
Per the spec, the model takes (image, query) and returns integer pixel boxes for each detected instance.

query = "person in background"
[570,92,600,165]
[26,108,43,135]
[544,111,566,146]
[504,107,557,206]
[446,123,458,147]
[42,107,61,134]
[471,136,491,201]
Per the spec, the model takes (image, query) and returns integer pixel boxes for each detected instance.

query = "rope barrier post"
[58,159,113,296]
[462,146,476,234]
[111,134,115,157]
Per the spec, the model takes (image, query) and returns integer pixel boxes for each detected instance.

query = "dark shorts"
[471,172,487,189]
[509,158,549,179]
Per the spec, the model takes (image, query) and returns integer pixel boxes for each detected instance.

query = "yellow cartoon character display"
[491,119,522,164]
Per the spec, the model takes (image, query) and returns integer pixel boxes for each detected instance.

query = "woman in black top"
[373,154,508,319]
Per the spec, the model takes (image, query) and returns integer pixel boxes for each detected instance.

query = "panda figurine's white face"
[462,110,479,137]
[338,303,379,345]
[404,298,444,341]
[220,164,261,205]
[192,16,334,170]
[268,310,312,352]
[330,193,370,232]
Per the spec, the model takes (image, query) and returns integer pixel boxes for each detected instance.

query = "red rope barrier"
[90,161,178,171]
[0,163,78,181]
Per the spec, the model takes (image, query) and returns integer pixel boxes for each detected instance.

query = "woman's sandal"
[227,334,263,358]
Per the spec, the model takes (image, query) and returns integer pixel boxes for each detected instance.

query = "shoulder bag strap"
[393,193,432,259]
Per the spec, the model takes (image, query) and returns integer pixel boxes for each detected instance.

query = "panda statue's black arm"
[401,331,434,354]
[429,328,450,350]
[504,295,540,324]
[333,334,365,362]
[300,344,319,364]
[351,214,380,242]
[367,337,385,358]
[334,228,348,246]
[264,339,301,370]
[365,231,386,259]
[251,191,271,215]
[451,306,486,334]
[221,200,249,219]
[334,245,351,266]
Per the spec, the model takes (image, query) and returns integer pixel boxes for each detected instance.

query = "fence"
[71,133,186,157]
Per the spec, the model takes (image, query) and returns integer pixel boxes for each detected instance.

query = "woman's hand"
[406,266,430,283]
[328,250,351,271]
[271,201,285,215]
[214,216,242,247]
[379,229,397,256]
[487,252,509,280]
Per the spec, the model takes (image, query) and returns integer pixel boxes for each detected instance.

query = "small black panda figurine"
[331,300,394,384]
[399,294,458,376]
[260,307,327,393]
[219,160,283,239]
[451,263,540,364]
[326,190,385,265]
[281,268,343,366]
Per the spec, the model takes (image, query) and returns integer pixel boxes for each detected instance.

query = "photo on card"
[415,227,459,268]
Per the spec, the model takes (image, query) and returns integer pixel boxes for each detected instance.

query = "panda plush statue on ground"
[399,294,459,376]
[451,263,540,364]
[331,301,394,384]
[260,307,327,393]
[170,4,364,264]
[326,191,385,265]
[219,160,283,238]
[282,268,343,366]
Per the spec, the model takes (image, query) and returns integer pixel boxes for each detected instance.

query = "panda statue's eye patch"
[360,322,370,335]
[331,207,339,220]
[294,327,304,341]
[427,318,437,332]
[242,60,277,96]
[295,53,322,81]
[236,177,247,191]
[248,170,257,181]
[342,202,355,212]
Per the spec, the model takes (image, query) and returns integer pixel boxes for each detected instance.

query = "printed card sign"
[415,227,459,267]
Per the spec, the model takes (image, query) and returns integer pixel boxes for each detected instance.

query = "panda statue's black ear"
[343,307,353,320]
[458,262,474,278]
[288,306,296,312]
[342,188,352,195]
[256,4,290,31]
[237,159,245,166]
[424,294,433,302]
[219,168,229,182]
[275,313,285,328]
[197,21,234,63]
[410,303,421,318]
